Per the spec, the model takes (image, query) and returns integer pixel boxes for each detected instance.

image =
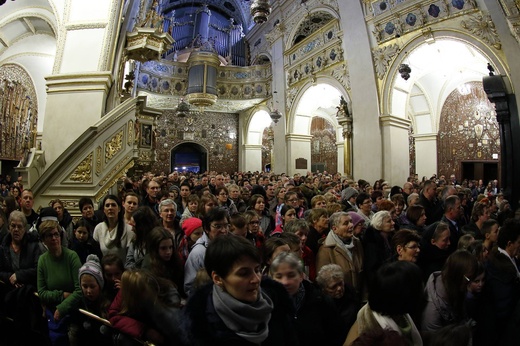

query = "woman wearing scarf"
[270,252,346,346]
[182,234,298,346]
[316,212,364,300]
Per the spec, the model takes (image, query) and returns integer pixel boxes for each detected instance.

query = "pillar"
[380,115,411,185]
[286,134,312,176]
[243,144,263,172]
[414,134,438,179]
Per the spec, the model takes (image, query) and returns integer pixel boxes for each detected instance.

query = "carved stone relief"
[105,129,124,162]
[372,44,400,80]
[69,153,93,183]
[461,14,502,50]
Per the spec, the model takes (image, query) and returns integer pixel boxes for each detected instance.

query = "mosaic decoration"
[0,64,38,161]
[311,117,337,173]
[152,110,239,173]
[437,82,500,179]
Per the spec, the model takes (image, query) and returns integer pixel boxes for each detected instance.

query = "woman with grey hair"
[362,210,395,285]
[316,264,359,332]
[270,252,346,346]
[316,212,364,298]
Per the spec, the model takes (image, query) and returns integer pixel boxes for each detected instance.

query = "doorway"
[171,142,207,173]
[461,161,499,183]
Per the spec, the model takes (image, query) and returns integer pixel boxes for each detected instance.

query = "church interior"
[1,0,520,207]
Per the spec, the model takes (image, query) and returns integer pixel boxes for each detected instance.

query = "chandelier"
[250,0,271,24]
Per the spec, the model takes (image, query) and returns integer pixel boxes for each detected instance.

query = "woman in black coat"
[362,211,395,285]
[182,235,298,346]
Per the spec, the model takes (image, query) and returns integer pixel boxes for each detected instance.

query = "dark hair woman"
[93,195,135,263]
[182,235,298,345]
[125,206,158,269]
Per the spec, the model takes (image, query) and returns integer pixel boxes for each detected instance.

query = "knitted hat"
[79,254,104,289]
[182,217,202,237]
[341,187,358,201]
[169,185,180,193]
[347,211,365,228]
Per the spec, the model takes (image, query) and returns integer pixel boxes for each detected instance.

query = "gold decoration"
[128,120,134,145]
[95,146,102,176]
[96,159,135,201]
[138,150,153,161]
[105,130,124,162]
[69,153,93,183]
[461,14,502,50]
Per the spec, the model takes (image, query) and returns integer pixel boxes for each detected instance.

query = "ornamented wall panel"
[437,82,500,179]
[0,64,38,161]
[152,110,239,173]
[311,117,337,173]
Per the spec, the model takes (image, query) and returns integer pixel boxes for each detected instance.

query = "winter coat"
[316,232,364,297]
[422,271,457,331]
[181,279,299,346]
[0,231,42,287]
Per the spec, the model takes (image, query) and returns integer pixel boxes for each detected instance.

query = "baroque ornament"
[105,130,124,162]
[372,44,400,79]
[461,14,502,50]
[69,153,93,183]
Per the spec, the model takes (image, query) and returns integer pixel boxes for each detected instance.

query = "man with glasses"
[184,208,229,295]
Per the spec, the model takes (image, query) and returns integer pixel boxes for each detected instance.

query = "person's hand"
[54,309,61,321]
[63,291,71,299]
[9,273,17,285]
[145,328,164,344]
[113,279,121,290]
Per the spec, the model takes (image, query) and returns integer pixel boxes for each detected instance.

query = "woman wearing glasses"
[215,187,238,217]
[391,229,421,263]
[37,207,83,344]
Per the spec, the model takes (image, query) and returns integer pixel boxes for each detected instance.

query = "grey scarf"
[331,231,355,260]
[213,284,274,345]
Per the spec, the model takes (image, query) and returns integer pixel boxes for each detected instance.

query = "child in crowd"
[71,219,103,264]
[101,254,124,302]
[180,194,200,226]
[76,255,112,345]
[177,217,204,265]
[142,226,185,297]
[229,213,247,237]
[108,270,182,345]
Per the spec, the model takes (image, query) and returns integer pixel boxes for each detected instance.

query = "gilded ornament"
[461,14,501,50]
[105,130,124,162]
[69,153,93,183]
[95,146,102,176]
[128,120,134,145]
[372,44,400,79]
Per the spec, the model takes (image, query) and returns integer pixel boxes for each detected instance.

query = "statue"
[337,96,350,118]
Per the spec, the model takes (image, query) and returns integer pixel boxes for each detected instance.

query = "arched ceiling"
[0,0,56,56]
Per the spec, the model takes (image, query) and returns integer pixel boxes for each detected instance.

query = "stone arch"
[382,32,507,134]
[170,142,208,173]
[286,7,339,48]
[245,108,272,145]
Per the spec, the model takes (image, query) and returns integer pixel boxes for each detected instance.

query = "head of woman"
[51,199,65,221]
[270,251,304,296]
[244,210,260,234]
[182,217,204,247]
[39,219,62,253]
[275,187,286,202]
[284,219,310,250]
[316,264,345,299]
[311,195,327,209]
[11,186,21,198]
[378,200,396,219]
[307,208,329,232]
[8,210,27,243]
[187,194,200,213]
[101,254,124,289]
[431,222,451,250]
[348,211,366,237]
[442,250,478,317]
[392,229,421,262]
[147,226,175,262]
[250,194,265,214]
[280,204,296,225]
[262,237,291,267]
[371,211,394,233]
[467,261,485,295]
[227,184,241,201]
[102,194,122,223]
[4,196,18,217]
[406,205,426,227]
[197,193,218,216]
[329,211,354,240]
[205,235,261,303]
[369,261,423,316]
[390,194,405,217]
[119,270,163,314]
[132,206,159,249]
[216,187,229,205]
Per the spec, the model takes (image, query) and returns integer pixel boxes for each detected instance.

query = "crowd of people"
[0,170,518,345]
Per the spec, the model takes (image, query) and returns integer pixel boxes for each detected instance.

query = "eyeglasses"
[45,232,60,239]
[211,223,230,231]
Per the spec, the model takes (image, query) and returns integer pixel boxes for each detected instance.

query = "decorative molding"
[105,129,124,162]
[65,22,108,30]
[69,152,93,183]
[380,114,412,130]
[330,63,350,91]
[95,146,102,176]
[497,0,520,45]
[372,44,399,80]
[127,120,134,145]
[45,72,113,94]
[461,13,502,50]
[265,23,285,45]
[96,157,134,201]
